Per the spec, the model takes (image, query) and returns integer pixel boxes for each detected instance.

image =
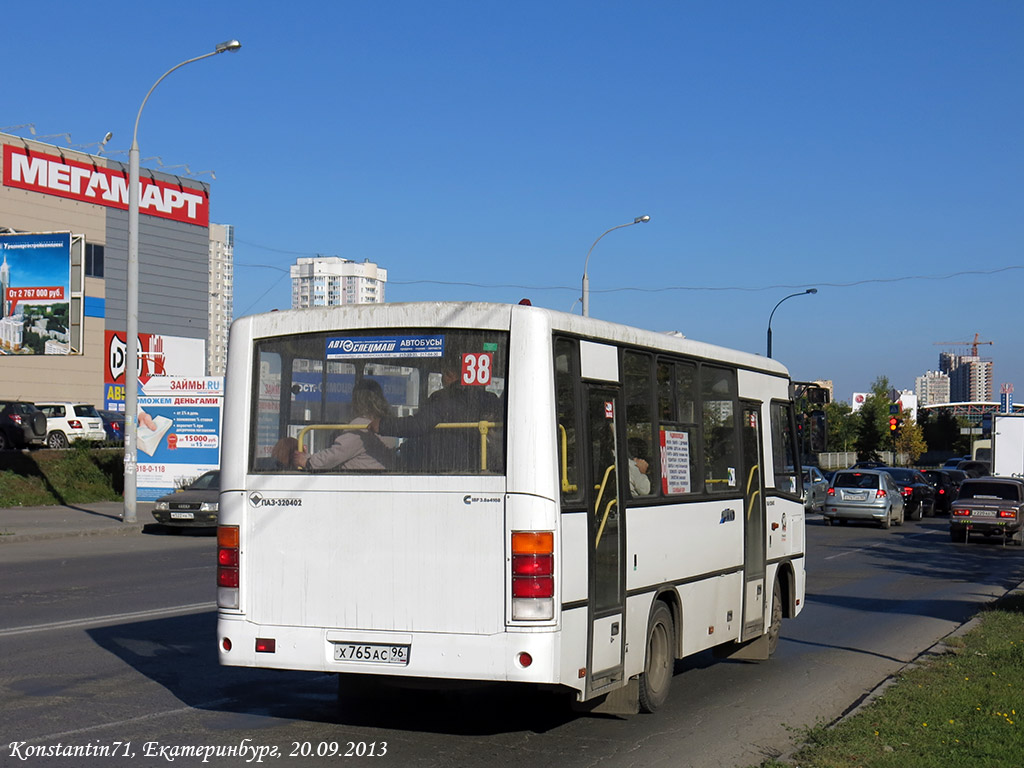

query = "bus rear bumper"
[217,614,568,687]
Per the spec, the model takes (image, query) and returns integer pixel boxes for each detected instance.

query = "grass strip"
[760,591,1023,768]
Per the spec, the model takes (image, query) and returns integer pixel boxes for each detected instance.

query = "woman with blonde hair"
[293,379,394,471]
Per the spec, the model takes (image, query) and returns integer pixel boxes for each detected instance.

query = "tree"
[854,377,891,461]
[894,415,927,465]
[824,400,855,451]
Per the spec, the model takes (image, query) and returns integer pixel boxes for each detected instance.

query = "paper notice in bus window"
[660,429,691,494]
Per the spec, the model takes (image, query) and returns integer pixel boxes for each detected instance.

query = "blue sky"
[5,1,1022,402]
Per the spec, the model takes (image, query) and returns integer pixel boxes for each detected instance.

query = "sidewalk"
[0,501,156,543]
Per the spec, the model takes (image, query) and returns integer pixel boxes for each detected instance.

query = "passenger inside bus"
[371,352,501,472]
[628,438,651,497]
[293,379,396,471]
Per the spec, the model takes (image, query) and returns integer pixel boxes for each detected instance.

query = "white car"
[35,402,107,449]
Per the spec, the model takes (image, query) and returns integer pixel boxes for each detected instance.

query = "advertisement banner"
[104,330,206,410]
[0,232,72,355]
[2,144,209,227]
[134,376,223,501]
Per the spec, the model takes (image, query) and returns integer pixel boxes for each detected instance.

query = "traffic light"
[889,417,898,432]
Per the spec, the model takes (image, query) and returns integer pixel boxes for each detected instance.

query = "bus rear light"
[217,525,240,609]
[512,576,554,598]
[512,531,554,554]
[511,531,555,621]
[517,652,533,668]
[218,548,239,567]
[255,638,276,653]
[512,554,552,576]
[222,637,232,652]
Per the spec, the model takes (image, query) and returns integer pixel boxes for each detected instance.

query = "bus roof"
[234,301,790,379]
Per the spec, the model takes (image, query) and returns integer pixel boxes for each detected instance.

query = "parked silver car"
[824,469,905,529]
[801,465,828,513]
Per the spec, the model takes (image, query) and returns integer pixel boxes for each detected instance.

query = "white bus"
[216,302,806,713]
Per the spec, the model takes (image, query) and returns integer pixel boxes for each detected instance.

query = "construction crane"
[933,333,994,357]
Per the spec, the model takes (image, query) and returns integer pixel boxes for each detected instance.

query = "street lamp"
[581,215,650,317]
[766,288,817,359]
[124,39,241,524]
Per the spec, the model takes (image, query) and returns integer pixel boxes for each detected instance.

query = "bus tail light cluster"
[217,525,239,609]
[511,531,554,621]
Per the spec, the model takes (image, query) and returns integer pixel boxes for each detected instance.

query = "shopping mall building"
[0,130,231,410]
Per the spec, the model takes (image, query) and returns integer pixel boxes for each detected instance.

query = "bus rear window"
[250,329,507,475]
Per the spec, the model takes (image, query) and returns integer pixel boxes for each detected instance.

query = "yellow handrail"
[558,424,578,493]
[431,421,500,470]
[745,464,761,519]
[593,464,616,518]
[298,420,501,471]
[595,498,618,549]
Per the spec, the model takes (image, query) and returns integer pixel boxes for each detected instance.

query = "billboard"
[133,376,223,501]
[104,330,206,410]
[0,232,72,355]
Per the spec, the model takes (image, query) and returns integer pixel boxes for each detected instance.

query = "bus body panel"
[239,482,506,635]
[624,501,743,591]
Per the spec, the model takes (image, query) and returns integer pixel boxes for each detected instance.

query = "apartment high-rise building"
[208,223,234,377]
[915,370,951,406]
[290,257,387,309]
[949,357,993,402]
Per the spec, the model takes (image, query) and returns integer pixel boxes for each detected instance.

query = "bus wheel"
[767,580,783,656]
[638,602,674,713]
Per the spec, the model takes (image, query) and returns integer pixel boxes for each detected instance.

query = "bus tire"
[638,602,674,713]
[767,579,783,656]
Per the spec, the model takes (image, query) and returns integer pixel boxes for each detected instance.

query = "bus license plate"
[170,512,194,520]
[334,642,410,665]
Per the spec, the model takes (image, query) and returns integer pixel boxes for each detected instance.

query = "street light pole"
[123,40,241,524]
[766,288,817,359]
[581,215,650,317]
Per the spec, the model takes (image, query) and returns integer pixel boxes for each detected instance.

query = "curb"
[0,523,147,544]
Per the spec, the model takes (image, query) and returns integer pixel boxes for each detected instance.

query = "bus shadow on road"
[87,611,587,735]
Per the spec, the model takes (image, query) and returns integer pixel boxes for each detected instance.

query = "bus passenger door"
[585,387,625,693]
[740,401,767,641]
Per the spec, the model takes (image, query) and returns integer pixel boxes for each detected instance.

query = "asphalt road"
[2,516,1023,768]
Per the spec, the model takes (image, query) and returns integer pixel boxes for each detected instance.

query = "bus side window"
[554,338,582,503]
[657,359,699,496]
[624,351,654,498]
[701,366,738,493]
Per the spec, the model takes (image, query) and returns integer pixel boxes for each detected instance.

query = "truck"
[991,413,1024,479]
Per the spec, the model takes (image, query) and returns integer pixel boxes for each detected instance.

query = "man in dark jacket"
[374,353,501,472]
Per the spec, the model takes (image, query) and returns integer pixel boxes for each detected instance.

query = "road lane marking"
[0,602,215,638]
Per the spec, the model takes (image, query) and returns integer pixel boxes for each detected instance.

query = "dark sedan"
[878,467,936,520]
[151,470,220,528]
[922,469,967,515]
[98,409,125,444]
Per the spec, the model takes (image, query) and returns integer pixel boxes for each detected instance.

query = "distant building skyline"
[290,257,387,309]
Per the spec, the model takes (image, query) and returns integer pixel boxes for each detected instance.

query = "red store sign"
[3,144,209,227]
